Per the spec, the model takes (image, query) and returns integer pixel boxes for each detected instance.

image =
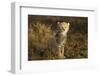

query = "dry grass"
[28,22,53,60]
[64,32,88,58]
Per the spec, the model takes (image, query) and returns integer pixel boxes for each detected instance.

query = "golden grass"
[28,22,53,60]
[28,22,88,60]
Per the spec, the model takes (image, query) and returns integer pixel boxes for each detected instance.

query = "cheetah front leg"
[61,46,65,58]
[57,46,65,59]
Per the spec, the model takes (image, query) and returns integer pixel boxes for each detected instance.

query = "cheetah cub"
[48,22,70,59]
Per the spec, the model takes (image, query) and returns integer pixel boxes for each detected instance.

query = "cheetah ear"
[57,22,60,24]
[67,23,70,26]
